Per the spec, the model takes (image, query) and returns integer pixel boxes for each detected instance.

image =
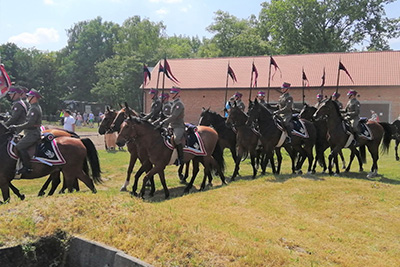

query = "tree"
[259,0,400,54]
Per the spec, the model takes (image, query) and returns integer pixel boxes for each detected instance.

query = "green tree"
[259,0,400,54]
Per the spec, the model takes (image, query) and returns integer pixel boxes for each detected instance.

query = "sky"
[1,0,400,53]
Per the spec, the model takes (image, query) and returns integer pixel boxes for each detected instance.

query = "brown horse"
[116,117,226,199]
[226,104,259,179]
[0,122,102,203]
[313,98,391,177]
[298,103,362,173]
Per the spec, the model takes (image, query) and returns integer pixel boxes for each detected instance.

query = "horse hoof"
[359,168,364,172]
[130,191,138,197]
[396,157,399,161]
[333,173,340,177]
[296,170,303,175]
[20,194,25,200]
[180,179,187,185]
[120,187,128,192]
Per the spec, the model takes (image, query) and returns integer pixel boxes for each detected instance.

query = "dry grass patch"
[1,148,400,266]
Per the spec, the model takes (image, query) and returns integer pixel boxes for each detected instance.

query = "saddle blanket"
[164,130,207,156]
[342,121,373,140]
[276,119,309,138]
[8,139,66,166]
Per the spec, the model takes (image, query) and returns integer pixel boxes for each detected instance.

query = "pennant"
[252,62,258,87]
[164,59,180,83]
[159,63,175,83]
[339,61,354,84]
[0,64,11,99]
[143,64,151,85]
[320,67,326,87]
[227,65,237,82]
[302,69,309,87]
[270,56,282,80]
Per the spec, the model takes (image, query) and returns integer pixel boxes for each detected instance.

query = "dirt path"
[76,131,105,150]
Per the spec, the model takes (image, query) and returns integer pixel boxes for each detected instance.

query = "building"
[143,51,400,124]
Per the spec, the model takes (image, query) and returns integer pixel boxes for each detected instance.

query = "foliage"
[259,0,400,54]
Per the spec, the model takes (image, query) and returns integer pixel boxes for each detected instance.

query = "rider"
[8,89,43,174]
[234,92,245,111]
[161,93,172,116]
[343,89,361,145]
[20,86,31,111]
[143,88,162,122]
[160,86,185,166]
[4,87,28,132]
[314,94,324,109]
[257,91,266,105]
[274,82,293,143]
[332,92,343,109]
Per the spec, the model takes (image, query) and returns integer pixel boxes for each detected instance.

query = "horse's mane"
[329,98,342,118]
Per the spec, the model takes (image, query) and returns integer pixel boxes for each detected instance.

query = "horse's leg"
[9,182,25,200]
[328,148,340,175]
[140,165,168,199]
[347,147,363,172]
[47,172,61,196]
[130,162,149,197]
[70,168,96,193]
[185,161,190,182]
[338,150,347,169]
[229,146,239,176]
[303,144,314,174]
[250,150,258,178]
[366,143,379,178]
[231,147,243,181]
[158,171,169,199]
[395,139,399,161]
[121,153,138,192]
[274,148,282,174]
[0,183,11,203]
[184,159,200,193]
[38,176,52,197]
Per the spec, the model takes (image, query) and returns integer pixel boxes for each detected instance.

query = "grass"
[1,142,400,266]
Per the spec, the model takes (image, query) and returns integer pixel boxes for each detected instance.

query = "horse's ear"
[233,101,237,107]
[124,102,129,109]
[119,103,123,109]
[207,107,210,112]
[202,107,205,111]
[107,106,111,112]
[254,98,258,104]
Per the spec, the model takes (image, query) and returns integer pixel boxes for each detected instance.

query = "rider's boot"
[17,150,33,175]
[175,144,185,166]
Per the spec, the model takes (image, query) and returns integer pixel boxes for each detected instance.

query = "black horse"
[390,119,400,161]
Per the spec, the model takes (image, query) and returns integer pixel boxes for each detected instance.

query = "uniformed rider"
[234,92,245,111]
[343,89,361,144]
[4,87,28,132]
[273,82,293,143]
[257,91,267,105]
[160,87,185,166]
[8,89,43,174]
[314,94,324,109]
[161,93,172,116]
[143,88,162,122]
[332,92,343,109]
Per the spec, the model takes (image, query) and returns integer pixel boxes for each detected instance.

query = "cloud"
[149,0,183,3]
[43,0,55,5]
[180,4,191,12]
[8,28,60,46]
[156,8,169,15]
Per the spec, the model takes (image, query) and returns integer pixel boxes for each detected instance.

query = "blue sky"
[1,0,400,52]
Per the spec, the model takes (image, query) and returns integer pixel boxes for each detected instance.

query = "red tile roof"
[145,51,400,89]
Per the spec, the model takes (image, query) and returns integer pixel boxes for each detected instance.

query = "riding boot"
[285,124,292,144]
[175,144,184,166]
[17,150,33,175]
[353,130,360,146]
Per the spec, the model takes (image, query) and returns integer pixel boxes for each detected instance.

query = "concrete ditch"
[0,232,152,267]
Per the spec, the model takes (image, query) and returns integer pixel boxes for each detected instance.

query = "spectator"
[76,112,83,127]
[83,112,88,126]
[63,110,76,132]
[88,111,94,128]
[370,110,379,122]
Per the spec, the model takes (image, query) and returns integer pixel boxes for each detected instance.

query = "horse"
[298,103,361,173]
[198,108,238,170]
[116,117,226,199]
[313,98,391,177]
[390,119,400,160]
[226,104,259,179]
[247,99,317,174]
[0,122,102,203]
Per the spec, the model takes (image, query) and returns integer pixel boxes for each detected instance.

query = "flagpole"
[336,59,341,94]
[249,61,254,101]
[302,67,305,105]
[267,58,272,104]
[161,57,167,101]
[224,62,230,109]
[141,64,146,112]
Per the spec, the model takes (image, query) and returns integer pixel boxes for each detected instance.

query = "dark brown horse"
[0,122,102,203]
[247,99,317,174]
[226,104,259,179]
[299,103,362,173]
[116,117,226,199]
[313,98,391,177]
[390,119,400,160]
[199,108,237,170]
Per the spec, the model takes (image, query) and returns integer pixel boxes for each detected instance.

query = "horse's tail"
[212,141,225,174]
[379,122,392,154]
[81,138,102,184]
[359,145,367,164]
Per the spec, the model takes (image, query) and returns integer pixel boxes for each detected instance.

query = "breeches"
[173,127,185,145]
[16,133,40,150]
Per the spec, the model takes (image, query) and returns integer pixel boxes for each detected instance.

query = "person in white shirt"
[63,109,76,132]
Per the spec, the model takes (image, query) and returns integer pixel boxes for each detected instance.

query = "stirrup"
[16,167,33,175]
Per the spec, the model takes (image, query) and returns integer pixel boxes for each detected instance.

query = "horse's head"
[313,98,334,121]
[116,117,139,147]
[299,103,317,121]
[246,98,260,125]
[226,105,248,126]
[199,107,211,126]
[98,108,117,135]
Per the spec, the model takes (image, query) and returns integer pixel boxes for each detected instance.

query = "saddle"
[343,118,373,140]
[8,134,66,166]
[274,116,309,138]
[163,124,207,156]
